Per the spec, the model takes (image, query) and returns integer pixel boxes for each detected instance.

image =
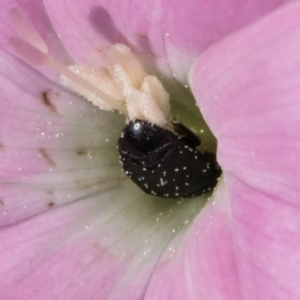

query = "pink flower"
[1,0,300,299]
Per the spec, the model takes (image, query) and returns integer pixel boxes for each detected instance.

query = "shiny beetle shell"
[118,119,221,198]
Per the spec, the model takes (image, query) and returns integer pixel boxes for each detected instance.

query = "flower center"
[10,7,220,200]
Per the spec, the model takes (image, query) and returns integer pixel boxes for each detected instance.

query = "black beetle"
[118,119,221,198]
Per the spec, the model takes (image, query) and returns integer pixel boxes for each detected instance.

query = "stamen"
[107,45,145,89]
[48,58,128,114]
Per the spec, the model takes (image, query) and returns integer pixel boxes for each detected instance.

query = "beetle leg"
[171,120,201,146]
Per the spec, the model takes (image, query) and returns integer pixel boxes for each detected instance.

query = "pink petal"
[190,2,300,298]
[0,0,72,82]
[227,176,300,299]
[1,195,208,299]
[144,180,243,300]
[0,48,124,225]
[0,196,160,299]
[162,0,293,81]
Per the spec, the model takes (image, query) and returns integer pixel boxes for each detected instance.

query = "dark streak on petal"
[77,149,87,155]
[48,201,55,207]
[0,143,4,151]
[42,91,58,114]
[39,148,56,166]
[76,180,91,189]
[0,198,4,205]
